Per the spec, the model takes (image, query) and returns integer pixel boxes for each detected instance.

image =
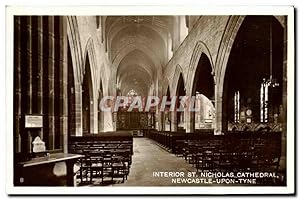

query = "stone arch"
[161,77,171,97]
[170,65,186,132]
[66,16,83,84]
[214,16,246,134]
[66,16,84,136]
[185,50,216,133]
[170,64,185,96]
[215,16,245,97]
[186,40,215,96]
[83,37,97,92]
[82,38,98,134]
[215,15,284,133]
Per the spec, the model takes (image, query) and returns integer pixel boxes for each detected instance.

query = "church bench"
[68,132,133,184]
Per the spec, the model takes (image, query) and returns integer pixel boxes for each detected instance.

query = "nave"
[12,14,289,188]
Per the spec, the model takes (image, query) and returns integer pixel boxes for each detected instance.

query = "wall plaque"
[25,115,43,128]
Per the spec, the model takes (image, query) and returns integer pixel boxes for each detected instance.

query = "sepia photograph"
[5,5,295,195]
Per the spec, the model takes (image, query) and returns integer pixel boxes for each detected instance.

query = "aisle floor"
[83,137,278,187]
[118,137,197,186]
[82,137,200,186]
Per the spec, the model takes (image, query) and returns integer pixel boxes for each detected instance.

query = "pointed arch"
[82,38,98,134]
[66,16,84,136]
[215,16,245,98]
[171,64,185,96]
[186,41,215,96]
[161,77,171,97]
[214,16,245,133]
[215,15,285,133]
[83,37,97,96]
[66,16,83,84]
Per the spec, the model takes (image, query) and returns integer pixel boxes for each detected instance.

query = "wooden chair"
[89,151,104,183]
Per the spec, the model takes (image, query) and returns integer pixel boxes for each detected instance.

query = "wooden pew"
[68,131,133,184]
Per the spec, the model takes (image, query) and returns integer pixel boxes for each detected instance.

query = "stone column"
[279,17,287,172]
[161,112,165,131]
[25,17,33,153]
[171,111,177,132]
[91,95,99,134]
[156,110,162,131]
[75,82,83,136]
[48,16,55,150]
[98,91,104,133]
[58,16,68,153]
[36,17,44,140]
[184,110,194,133]
[215,89,223,135]
[14,16,22,153]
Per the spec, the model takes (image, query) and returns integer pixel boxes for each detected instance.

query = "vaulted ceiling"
[104,16,175,96]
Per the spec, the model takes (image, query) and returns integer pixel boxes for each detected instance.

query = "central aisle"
[119,137,197,186]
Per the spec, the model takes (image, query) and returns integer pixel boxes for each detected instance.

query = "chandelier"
[265,17,279,88]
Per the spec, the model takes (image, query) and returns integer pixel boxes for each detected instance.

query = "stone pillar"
[91,95,99,134]
[184,110,194,133]
[161,112,165,131]
[156,110,162,131]
[48,16,55,149]
[97,98,101,133]
[58,17,68,153]
[25,17,33,153]
[75,82,83,136]
[171,111,177,132]
[215,89,223,135]
[279,17,287,172]
[36,17,44,140]
[14,16,22,153]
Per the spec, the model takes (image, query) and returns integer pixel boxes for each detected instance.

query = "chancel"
[13,15,288,187]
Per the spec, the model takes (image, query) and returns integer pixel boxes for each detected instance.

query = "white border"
[5,5,295,195]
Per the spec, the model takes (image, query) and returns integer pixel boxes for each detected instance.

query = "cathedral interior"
[13,15,288,187]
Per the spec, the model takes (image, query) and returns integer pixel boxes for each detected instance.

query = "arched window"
[234,91,240,123]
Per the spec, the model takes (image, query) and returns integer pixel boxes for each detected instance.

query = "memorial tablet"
[25,115,43,128]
